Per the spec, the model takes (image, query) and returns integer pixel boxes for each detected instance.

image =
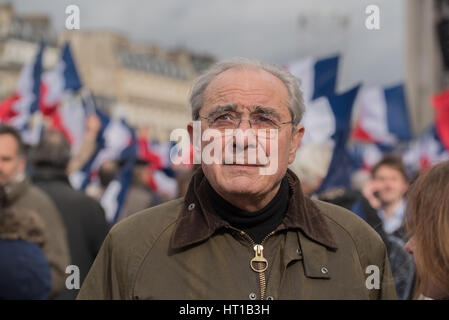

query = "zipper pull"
[250,244,268,273]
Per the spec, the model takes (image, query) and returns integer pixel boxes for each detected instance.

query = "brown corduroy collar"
[170,168,338,251]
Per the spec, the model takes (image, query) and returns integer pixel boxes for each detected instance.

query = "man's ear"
[288,125,304,164]
[187,122,194,145]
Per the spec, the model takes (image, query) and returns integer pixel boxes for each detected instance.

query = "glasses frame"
[199,113,294,130]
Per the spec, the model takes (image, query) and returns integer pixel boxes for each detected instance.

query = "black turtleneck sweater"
[206,177,290,244]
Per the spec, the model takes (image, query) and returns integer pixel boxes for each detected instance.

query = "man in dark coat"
[30,130,109,300]
[78,58,397,300]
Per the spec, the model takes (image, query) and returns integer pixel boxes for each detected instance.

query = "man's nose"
[234,120,257,151]
[237,118,252,130]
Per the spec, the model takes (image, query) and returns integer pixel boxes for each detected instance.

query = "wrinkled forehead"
[202,67,290,115]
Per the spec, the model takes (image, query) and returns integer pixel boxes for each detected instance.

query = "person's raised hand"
[362,179,382,210]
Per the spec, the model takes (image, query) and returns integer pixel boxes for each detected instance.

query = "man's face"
[190,67,303,201]
[0,134,25,185]
[372,165,408,206]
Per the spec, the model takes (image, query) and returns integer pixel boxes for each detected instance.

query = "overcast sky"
[4,0,405,90]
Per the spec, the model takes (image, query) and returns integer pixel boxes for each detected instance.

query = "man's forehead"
[374,165,405,178]
[0,134,20,156]
[203,67,289,111]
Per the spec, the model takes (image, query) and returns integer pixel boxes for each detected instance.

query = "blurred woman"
[0,186,51,299]
[405,160,449,300]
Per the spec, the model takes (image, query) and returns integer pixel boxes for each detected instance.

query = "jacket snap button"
[296,248,302,255]
[321,266,329,274]
[267,296,274,300]
[188,203,195,211]
[249,292,257,300]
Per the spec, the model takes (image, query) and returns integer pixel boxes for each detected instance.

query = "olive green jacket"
[78,169,397,300]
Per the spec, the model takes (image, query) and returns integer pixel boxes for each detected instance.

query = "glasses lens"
[210,112,238,129]
[251,114,279,129]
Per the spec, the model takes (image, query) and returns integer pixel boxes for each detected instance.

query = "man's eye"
[215,113,233,121]
[255,115,274,122]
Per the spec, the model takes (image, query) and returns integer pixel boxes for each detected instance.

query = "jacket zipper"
[240,230,275,300]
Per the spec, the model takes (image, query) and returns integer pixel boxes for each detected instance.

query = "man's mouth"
[223,163,264,167]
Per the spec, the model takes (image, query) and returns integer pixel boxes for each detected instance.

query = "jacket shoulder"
[14,183,66,230]
[20,184,58,209]
[78,198,184,299]
[107,198,184,257]
[312,199,381,239]
[312,199,387,264]
[110,198,183,236]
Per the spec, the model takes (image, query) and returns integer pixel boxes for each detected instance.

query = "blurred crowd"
[0,115,194,300]
[0,117,448,299]
[290,143,449,299]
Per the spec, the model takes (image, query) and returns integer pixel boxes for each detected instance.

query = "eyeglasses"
[200,112,293,131]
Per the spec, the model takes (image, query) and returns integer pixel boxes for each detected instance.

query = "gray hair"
[189,58,305,125]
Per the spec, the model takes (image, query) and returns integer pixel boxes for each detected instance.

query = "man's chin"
[380,197,402,206]
[218,175,262,195]
[204,164,275,196]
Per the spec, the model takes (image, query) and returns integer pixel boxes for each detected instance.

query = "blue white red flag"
[0,42,44,142]
[403,126,449,172]
[71,102,137,224]
[304,85,360,192]
[40,42,85,151]
[352,84,412,145]
[287,54,339,103]
[99,119,137,224]
[40,42,82,111]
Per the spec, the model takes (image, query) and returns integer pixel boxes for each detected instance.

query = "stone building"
[0,3,59,97]
[60,31,215,141]
[0,3,215,142]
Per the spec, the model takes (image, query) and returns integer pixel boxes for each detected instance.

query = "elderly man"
[78,59,397,300]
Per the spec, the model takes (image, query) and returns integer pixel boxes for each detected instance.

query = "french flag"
[75,107,135,184]
[70,105,137,224]
[40,43,84,152]
[0,42,44,132]
[100,121,137,224]
[54,95,87,154]
[352,84,412,145]
[91,115,136,174]
[150,141,176,171]
[138,136,163,171]
[137,138,178,199]
[287,55,339,103]
[403,126,449,172]
[348,142,394,171]
[316,86,361,192]
[40,42,82,111]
